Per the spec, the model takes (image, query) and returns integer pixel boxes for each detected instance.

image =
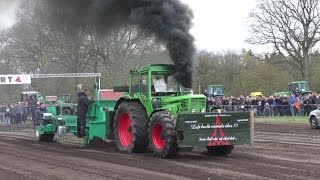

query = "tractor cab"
[21,91,41,109]
[128,64,205,117]
[206,85,224,97]
[288,81,311,95]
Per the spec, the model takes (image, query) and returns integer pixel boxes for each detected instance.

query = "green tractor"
[288,81,313,95]
[57,94,76,115]
[198,84,224,97]
[112,64,251,157]
[53,64,251,158]
[273,81,312,97]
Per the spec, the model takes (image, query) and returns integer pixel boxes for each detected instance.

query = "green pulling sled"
[34,113,56,142]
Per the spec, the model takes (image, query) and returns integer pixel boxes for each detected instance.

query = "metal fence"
[208,104,318,117]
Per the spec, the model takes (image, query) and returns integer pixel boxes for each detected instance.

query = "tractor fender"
[114,97,141,111]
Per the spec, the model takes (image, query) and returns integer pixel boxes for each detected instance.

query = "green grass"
[254,116,309,124]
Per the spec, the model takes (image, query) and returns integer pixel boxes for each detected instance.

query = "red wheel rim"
[118,112,132,147]
[152,123,165,149]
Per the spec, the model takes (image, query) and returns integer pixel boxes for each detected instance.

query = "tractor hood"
[152,94,206,115]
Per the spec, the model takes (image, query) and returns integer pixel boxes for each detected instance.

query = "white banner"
[0,75,31,85]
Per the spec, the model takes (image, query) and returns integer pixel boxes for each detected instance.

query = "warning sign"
[0,75,31,85]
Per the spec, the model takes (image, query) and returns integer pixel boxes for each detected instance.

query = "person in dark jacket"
[77,89,94,138]
[32,101,40,122]
[34,103,47,126]
[55,103,61,116]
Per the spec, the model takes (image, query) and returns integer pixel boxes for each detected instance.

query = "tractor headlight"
[200,108,206,113]
[191,108,196,113]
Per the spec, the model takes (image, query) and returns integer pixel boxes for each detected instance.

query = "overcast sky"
[182,0,269,53]
[0,0,268,53]
[0,0,19,29]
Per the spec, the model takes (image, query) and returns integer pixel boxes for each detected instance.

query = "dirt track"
[0,121,319,180]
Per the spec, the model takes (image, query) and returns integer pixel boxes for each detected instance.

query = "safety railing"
[208,104,318,117]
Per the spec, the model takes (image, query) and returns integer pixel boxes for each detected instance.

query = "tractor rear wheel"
[207,145,234,156]
[310,116,319,129]
[149,111,178,158]
[114,101,148,153]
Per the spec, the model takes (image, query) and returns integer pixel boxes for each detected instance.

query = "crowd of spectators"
[206,91,319,116]
[0,102,28,125]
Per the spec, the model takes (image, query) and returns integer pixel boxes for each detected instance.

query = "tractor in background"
[273,81,312,97]
[57,94,76,115]
[206,84,224,97]
[20,91,41,108]
[199,84,224,97]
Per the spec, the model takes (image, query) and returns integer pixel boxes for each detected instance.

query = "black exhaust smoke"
[45,0,195,88]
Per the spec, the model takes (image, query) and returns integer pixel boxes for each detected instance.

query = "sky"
[182,0,268,53]
[0,0,19,29]
[0,0,268,54]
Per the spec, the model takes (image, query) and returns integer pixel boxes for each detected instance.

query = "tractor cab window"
[141,74,149,99]
[151,72,191,96]
[130,75,140,96]
[29,95,37,100]
[21,94,27,101]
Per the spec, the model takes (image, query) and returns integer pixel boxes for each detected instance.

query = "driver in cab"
[152,75,167,92]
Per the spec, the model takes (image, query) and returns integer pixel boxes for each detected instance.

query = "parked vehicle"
[309,108,320,129]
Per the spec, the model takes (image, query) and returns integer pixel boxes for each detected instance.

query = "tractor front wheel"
[35,128,46,142]
[207,145,234,156]
[114,101,148,153]
[149,111,178,158]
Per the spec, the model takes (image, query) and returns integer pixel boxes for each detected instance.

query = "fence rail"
[208,104,318,117]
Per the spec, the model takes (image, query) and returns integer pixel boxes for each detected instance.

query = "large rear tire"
[207,145,234,156]
[114,101,148,153]
[310,116,319,129]
[149,111,178,158]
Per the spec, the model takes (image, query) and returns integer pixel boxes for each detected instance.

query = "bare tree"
[90,25,160,84]
[248,0,320,82]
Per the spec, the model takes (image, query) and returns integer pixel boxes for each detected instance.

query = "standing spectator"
[294,88,300,97]
[4,105,11,126]
[294,97,301,115]
[0,104,5,124]
[311,93,318,111]
[10,105,15,124]
[303,95,312,116]
[15,102,24,124]
[32,101,40,123]
[288,95,296,116]
[300,95,305,116]
[275,96,282,116]
[22,107,28,123]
